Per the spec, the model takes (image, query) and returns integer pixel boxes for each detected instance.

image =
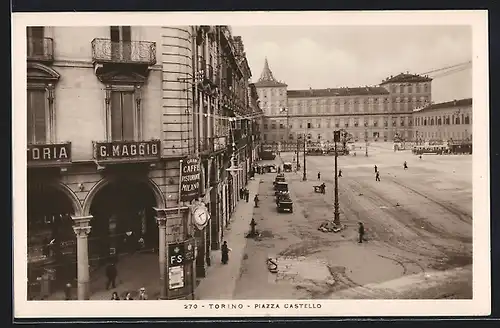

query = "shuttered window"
[110,91,135,141]
[27,89,47,143]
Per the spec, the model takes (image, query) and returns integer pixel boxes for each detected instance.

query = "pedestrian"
[419,155,422,160]
[250,218,257,237]
[124,292,133,300]
[245,188,250,202]
[358,222,365,243]
[239,188,244,200]
[221,241,231,264]
[138,287,148,300]
[111,291,120,300]
[254,194,259,208]
[317,172,321,180]
[374,165,378,173]
[278,166,281,174]
[375,171,380,182]
[404,161,408,170]
[338,169,342,177]
[105,262,117,290]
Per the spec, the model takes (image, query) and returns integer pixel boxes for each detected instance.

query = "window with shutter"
[111,91,135,141]
[27,89,47,143]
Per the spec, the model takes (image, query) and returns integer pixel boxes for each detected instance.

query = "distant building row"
[254,59,471,144]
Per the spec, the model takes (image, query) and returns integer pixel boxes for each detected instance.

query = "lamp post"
[364,122,369,157]
[302,134,307,181]
[333,130,340,226]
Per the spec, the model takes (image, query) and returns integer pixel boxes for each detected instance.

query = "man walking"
[317,172,321,180]
[338,169,342,178]
[358,222,365,243]
[375,171,380,182]
[105,262,117,290]
[245,188,250,202]
[403,161,408,170]
[374,165,378,173]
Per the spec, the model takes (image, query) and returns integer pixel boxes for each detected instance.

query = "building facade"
[255,59,434,147]
[26,25,260,300]
[412,98,472,143]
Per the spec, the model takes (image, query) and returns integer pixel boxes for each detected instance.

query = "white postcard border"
[12,10,490,318]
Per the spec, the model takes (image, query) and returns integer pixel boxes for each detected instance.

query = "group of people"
[110,287,148,300]
[239,187,250,202]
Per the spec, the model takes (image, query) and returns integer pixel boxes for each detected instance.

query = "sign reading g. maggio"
[94,140,161,162]
[180,157,200,202]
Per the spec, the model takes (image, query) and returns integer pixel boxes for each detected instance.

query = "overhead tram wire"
[418,60,472,76]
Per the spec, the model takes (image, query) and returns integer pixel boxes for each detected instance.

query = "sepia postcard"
[12,10,490,318]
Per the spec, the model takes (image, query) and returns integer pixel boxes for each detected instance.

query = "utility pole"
[333,130,340,226]
[296,138,300,170]
[365,126,368,157]
[302,135,307,181]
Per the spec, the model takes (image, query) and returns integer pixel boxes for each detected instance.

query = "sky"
[232,25,472,104]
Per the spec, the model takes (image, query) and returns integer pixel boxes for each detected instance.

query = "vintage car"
[276,193,293,213]
[266,164,278,173]
[283,162,293,172]
[274,181,289,195]
[273,176,286,188]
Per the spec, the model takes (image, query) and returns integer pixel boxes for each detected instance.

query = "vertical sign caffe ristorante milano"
[93,140,161,163]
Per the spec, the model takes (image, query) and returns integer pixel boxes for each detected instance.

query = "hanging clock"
[192,205,210,230]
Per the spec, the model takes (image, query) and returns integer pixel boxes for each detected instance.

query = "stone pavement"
[194,177,261,300]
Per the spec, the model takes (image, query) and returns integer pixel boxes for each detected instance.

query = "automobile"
[273,176,286,188]
[276,193,293,213]
[283,162,292,172]
[262,164,277,173]
[274,181,289,195]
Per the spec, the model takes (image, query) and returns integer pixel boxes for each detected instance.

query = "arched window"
[430,118,434,125]
[424,118,427,126]
[465,115,470,124]
[455,116,460,125]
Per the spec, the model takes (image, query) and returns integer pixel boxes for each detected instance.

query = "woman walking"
[221,241,231,264]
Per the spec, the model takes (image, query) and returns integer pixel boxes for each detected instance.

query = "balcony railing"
[91,38,156,65]
[27,37,54,63]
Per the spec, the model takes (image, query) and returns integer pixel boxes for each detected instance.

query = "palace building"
[412,98,472,143]
[255,59,434,147]
[26,25,260,300]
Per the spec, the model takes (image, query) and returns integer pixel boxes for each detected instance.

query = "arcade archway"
[27,182,81,297]
[88,179,160,266]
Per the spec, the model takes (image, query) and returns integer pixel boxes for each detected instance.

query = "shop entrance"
[88,179,159,267]
[27,182,78,298]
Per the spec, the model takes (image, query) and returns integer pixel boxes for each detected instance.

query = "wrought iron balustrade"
[91,38,156,65]
[27,37,54,62]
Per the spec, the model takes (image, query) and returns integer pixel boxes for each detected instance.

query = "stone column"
[156,213,167,299]
[72,216,92,300]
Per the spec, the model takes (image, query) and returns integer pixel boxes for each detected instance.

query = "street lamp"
[280,107,289,152]
[333,130,341,226]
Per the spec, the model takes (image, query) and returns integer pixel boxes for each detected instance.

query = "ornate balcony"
[91,38,156,66]
[27,37,54,63]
